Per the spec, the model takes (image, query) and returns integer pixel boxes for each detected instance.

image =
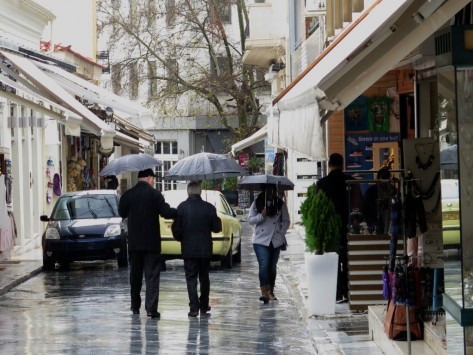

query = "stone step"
[368,305,445,355]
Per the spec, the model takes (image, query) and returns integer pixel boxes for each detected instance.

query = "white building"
[97,0,271,192]
[0,0,154,260]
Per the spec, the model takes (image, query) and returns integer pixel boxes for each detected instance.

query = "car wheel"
[233,239,242,264]
[117,241,128,268]
[43,253,55,270]
[221,235,233,269]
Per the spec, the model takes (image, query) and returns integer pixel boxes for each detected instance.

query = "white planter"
[305,252,339,315]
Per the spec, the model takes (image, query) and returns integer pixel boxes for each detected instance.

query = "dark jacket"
[172,195,222,258]
[118,181,176,252]
[316,169,360,237]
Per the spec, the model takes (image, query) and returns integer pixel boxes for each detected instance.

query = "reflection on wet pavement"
[0,224,315,354]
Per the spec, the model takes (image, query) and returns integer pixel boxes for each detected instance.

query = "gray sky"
[35,0,95,59]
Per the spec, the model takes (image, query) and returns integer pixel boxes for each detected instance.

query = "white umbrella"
[163,152,248,181]
[99,154,163,176]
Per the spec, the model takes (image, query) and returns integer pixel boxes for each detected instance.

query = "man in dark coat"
[118,168,177,318]
[316,153,359,303]
[172,181,222,317]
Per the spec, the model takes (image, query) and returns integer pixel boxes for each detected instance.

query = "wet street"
[0,222,315,354]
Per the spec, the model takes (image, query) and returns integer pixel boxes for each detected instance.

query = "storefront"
[0,46,154,260]
[266,0,472,352]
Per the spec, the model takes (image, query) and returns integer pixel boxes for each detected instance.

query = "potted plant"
[300,185,341,315]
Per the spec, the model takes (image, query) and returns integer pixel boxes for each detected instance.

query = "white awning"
[33,60,145,118]
[231,125,267,156]
[271,88,327,161]
[318,0,470,112]
[1,50,115,140]
[270,0,469,159]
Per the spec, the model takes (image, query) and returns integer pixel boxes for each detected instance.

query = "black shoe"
[200,306,211,314]
[130,307,140,314]
[336,298,348,304]
[188,310,199,317]
[147,311,160,319]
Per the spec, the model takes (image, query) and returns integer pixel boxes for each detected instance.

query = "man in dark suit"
[172,181,222,317]
[316,153,359,304]
[118,168,177,318]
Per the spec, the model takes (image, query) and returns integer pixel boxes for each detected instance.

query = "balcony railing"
[291,25,323,79]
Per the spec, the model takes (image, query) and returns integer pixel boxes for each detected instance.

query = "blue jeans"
[253,243,280,287]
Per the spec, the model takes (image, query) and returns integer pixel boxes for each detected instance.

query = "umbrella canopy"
[99,154,163,176]
[237,174,294,191]
[163,152,248,181]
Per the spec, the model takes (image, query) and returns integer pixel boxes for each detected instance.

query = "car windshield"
[51,194,119,220]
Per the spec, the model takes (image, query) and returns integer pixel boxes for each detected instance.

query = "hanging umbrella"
[163,152,248,181]
[99,154,163,176]
[237,174,295,191]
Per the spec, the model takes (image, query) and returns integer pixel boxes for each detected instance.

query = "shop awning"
[270,0,469,159]
[231,125,267,156]
[1,50,115,147]
[35,59,156,129]
[0,58,81,122]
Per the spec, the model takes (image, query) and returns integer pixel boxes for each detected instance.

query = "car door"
[218,193,241,252]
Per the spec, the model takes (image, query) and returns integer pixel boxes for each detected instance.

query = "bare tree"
[97,0,269,141]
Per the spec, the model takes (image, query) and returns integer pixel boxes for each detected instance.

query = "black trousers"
[129,250,162,313]
[183,257,211,312]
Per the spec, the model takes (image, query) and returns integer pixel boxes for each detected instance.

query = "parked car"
[40,190,128,270]
[160,189,242,269]
[233,208,248,222]
[442,179,460,248]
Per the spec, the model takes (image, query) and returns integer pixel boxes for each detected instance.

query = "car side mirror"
[40,215,50,222]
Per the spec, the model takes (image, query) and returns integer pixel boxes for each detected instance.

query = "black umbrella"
[237,174,295,191]
[163,152,248,181]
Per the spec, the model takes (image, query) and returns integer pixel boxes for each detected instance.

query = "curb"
[0,264,43,297]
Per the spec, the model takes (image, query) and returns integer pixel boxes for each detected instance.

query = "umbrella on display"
[99,154,163,176]
[163,152,248,181]
[237,174,295,191]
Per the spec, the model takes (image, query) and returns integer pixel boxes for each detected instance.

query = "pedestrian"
[248,186,290,304]
[104,175,119,190]
[315,153,359,304]
[171,181,222,317]
[118,168,177,319]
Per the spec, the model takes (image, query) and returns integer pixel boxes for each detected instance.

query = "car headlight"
[45,228,60,240]
[104,224,121,238]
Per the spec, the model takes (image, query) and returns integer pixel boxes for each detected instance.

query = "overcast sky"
[35,0,95,59]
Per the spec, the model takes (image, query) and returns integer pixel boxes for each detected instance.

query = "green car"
[442,179,460,248]
[160,190,242,269]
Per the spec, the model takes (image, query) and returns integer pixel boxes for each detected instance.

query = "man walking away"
[118,168,177,319]
[172,182,222,317]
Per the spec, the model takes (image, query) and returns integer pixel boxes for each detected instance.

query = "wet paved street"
[0,223,316,354]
